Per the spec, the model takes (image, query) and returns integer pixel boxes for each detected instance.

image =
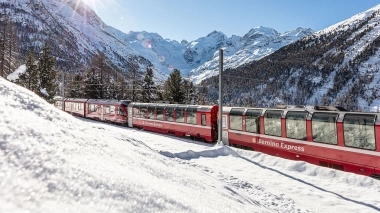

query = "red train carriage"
[128,103,218,142]
[64,98,88,117]
[222,106,380,178]
[86,99,131,125]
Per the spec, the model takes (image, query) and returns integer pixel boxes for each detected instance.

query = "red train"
[55,99,380,179]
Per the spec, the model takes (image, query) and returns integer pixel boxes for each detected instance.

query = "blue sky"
[84,0,380,42]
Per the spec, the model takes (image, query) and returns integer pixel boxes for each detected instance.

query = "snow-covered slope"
[1,0,312,81]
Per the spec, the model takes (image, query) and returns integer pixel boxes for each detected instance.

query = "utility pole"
[218,49,223,145]
[62,71,65,110]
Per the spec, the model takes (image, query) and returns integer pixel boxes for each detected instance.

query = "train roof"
[130,102,217,112]
[65,98,88,102]
[87,99,132,105]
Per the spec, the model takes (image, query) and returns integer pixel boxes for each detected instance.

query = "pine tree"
[128,61,143,102]
[17,49,38,92]
[140,67,156,103]
[67,74,83,98]
[83,68,102,99]
[163,69,184,103]
[0,8,19,78]
[38,43,57,103]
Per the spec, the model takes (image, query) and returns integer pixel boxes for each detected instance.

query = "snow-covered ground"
[1,76,380,213]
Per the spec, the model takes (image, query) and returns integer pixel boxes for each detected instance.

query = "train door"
[222,114,229,145]
[128,106,133,127]
[100,105,104,121]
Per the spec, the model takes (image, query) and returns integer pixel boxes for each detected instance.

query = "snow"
[7,64,26,81]
[1,77,380,212]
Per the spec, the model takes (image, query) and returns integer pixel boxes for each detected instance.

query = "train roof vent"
[314,106,348,111]
[275,105,305,109]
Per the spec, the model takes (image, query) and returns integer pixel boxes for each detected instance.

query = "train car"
[64,98,88,117]
[222,106,380,178]
[54,97,66,111]
[128,103,218,142]
[86,99,131,125]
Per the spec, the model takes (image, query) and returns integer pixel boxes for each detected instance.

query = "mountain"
[189,27,314,83]
[201,4,380,111]
[0,0,312,83]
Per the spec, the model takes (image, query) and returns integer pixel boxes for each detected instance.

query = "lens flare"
[142,39,152,49]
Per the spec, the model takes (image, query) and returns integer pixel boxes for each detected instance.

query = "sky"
[2,75,380,212]
[83,0,380,42]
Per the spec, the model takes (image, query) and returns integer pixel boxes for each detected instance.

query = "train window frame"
[286,111,307,140]
[166,107,174,122]
[176,107,185,123]
[201,114,206,126]
[230,108,244,131]
[186,107,197,125]
[264,110,282,137]
[245,109,261,133]
[343,114,376,151]
[156,105,164,121]
[311,112,338,145]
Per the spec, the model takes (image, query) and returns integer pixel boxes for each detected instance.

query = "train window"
[286,111,307,140]
[176,107,184,123]
[156,106,164,121]
[245,109,261,133]
[89,104,95,112]
[201,114,206,126]
[312,113,338,145]
[186,107,197,125]
[230,108,244,131]
[133,106,140,117]
[110,106,115,114]
[148,105,155,119]
[343,114,376,150]
[141,107,147,118]
[105,106,110,114]
[166,107,174,122]
[264,110,282,137]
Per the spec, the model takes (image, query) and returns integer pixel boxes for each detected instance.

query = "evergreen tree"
[66,74,83,98]
[89,52,109,99]
[140,67,156,103]
[83,68,102,99]
[38,43,57,103]
[181,79,197,104]
[163,69,184,103]
[128,61,143,102]
[17,49,38,93]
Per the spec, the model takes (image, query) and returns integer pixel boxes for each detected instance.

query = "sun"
[80,0,100,9]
